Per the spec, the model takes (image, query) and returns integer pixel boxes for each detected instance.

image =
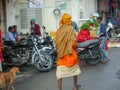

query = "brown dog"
[0,67,20,90]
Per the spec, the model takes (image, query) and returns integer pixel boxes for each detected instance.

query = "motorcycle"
[33,26,57,69]
[3,34,54,72]
[2,40,30,71]
[77,39,102,66]
[106,22,116,41]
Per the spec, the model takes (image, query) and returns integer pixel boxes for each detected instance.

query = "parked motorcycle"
[37,26,57,68]
[77,39,102,66]
[3,33,54,72]
[2,41,30,71]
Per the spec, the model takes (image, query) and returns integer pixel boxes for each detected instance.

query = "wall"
[71,0,79,24]
[5,0,16,31]
[0,0,5,35]
[42,0,79,31]
[78,0,97,27]
[42,0,56,31]
[42,0,97,32]
[16,0,97,34]
[14,0,20,34]
[20,8,42,34]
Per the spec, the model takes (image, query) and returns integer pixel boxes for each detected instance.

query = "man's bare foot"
[73,85,82,90]
[73,87,77,90]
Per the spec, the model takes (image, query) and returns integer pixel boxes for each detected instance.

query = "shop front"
[97,0,120,47]
[97,0,120,24]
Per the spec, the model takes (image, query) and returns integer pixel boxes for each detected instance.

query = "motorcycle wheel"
[33,51,53,72]
[86,48,102,66]
[2,62,9,71]
[45,49,57,69]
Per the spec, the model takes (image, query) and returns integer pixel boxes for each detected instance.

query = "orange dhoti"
[56,49,81,79]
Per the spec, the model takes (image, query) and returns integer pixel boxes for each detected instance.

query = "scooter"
[77,39,102,66]
[106,22,116,41]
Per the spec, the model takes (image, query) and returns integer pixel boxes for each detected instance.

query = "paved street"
[11,48,120,90]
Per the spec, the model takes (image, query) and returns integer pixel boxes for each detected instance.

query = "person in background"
[55,13,81,90]
[114,17,120,34]
[97,17,110,63]
[13,25,18,41]
[0,23,4,71]
[5,26,16,42]
[72,20,79,33]
[30,19,42,36]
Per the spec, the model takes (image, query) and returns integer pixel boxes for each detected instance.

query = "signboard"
[55,1,71,28]
[28,0,43,8]
[60,3,67,10]
[55,1,71,14]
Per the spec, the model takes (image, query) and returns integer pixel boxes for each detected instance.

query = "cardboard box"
[89,30,97,38]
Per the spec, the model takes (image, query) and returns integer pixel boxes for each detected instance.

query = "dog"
[0,67,20,90]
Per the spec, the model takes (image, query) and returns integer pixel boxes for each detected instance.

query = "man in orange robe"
[55,13,81,90]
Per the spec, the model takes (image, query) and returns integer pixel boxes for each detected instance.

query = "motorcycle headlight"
[51,37,54,40]
[34,38,37,42]
[37,36,42,40]
[41,39,44,43]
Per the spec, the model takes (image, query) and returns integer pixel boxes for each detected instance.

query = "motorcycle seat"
[4,41,25,49]
[4,41,18,47]
[78,39,100,48]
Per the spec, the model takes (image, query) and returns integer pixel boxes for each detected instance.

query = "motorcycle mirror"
[45,32,49,35]
[31,32,35,35]
[42,26,46,30]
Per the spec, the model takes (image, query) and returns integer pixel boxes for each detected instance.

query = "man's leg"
[73,76,77,90]
[0,62,2,71]
[57,78,62,90]
[100,37,109,60]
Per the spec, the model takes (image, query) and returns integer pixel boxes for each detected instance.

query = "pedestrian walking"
[97,17,110,63]
[72,20,79,32]
[55,13,81,90]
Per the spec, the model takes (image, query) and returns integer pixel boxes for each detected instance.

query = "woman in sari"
[55,13,81,90]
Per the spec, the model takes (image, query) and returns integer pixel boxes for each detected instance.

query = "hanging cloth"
[104,0,109,12]
[111,1,116,9]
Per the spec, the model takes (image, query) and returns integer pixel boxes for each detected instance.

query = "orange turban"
[59,13,72,26]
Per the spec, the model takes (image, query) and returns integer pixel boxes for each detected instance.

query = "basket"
[89,30,97,38]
